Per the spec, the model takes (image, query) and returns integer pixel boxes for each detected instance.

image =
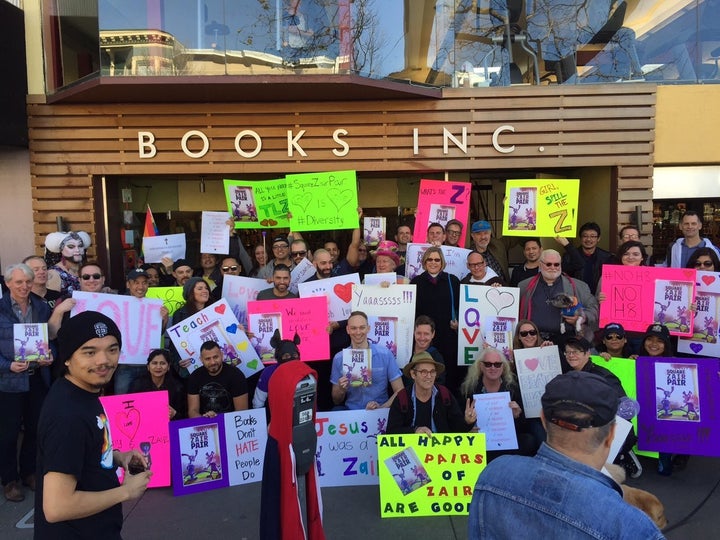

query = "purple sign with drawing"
[636,356,720,456]
[170,416,229,496]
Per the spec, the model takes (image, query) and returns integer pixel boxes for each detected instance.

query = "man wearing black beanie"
[35,311,152,539]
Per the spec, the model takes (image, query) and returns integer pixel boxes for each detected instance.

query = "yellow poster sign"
[378,433,486,518]
[145,286,184,316]
[502,179,580,237]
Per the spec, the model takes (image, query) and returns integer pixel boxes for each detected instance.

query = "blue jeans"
[113,365,147,395]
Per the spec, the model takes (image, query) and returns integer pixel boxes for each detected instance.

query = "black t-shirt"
[187,365,248,414]
[35,377,122,539]
[414,396,433,430]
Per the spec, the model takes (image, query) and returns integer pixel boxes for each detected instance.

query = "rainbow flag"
[144,205,159,238]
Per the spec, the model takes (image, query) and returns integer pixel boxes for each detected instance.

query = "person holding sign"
[169,278,212,379]
[460,348,538,459]
[387,352,475,435]
[330,311,403,410]
[468,371,664,540]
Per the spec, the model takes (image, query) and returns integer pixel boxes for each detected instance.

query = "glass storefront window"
[43,0,720,94]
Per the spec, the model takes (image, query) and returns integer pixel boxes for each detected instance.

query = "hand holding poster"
[71,292,164,364]
[599,265,696,336]
[145,286,184,316]
[170,417,229,496]
[513,346,562,418]
[473,392,519,451]
[200,211,231,254]
[378,433,486,517]
[100,391,171,488]
[413,179,471,243]
[364,216,386,246]
[223,409,268,486]
[142,233,186,263]
[502,179,580,237]
[13,323,49,362]
[287,170,359,231]
[289,257,316,295]
[224,178,290,229]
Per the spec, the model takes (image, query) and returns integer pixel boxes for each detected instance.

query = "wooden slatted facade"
[27,83,656,256]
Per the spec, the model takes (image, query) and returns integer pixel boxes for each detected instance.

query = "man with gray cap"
[468,371,665,539]
[35,311,151,539]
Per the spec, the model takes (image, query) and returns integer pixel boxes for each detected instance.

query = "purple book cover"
[170,416,229,496]
[636,356,720,456]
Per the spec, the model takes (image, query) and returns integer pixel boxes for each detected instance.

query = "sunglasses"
[482,361,503,368]
[605,334,624,340]
[81,273,102,280]
[425,257,442,262]
[542,261,561,267]
[695,260,715,268]
[222,265,239,272]
[519,329,538,337]
[291,251,307,257]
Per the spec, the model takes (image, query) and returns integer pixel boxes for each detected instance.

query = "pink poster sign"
[100,391,171,488]
[247,296,329,362]
[599,265,696,336]
[413,179,471,243]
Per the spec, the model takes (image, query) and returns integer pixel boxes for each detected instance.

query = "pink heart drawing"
[214,303,226,315]
[115,408,141,441]
[702,275,716,286]
[333,283,353,303]
[524,358,539,371]
[486,288,515,314]
[690,343,703,354]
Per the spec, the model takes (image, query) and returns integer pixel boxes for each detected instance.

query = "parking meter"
[292,373,317,476]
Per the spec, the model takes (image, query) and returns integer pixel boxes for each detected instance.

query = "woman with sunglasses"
[512,319,554,354]
[129,349,187,419]
[596,322,633,360]
[686,247,720,272]
[411,247,462,392]
[460,348,537,460]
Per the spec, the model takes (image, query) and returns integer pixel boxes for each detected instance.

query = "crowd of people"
[2,206,715,538]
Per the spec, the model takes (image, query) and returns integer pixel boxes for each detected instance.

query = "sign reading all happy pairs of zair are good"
[378,433,486,518]
[502,179,579,237]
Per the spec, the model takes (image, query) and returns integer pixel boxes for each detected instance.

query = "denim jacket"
[468,443,665,540]
[0,293,53,392]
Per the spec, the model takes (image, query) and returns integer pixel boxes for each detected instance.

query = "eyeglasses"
[622,234,640,240]
[482,361,503,368]
[605,334,624,340]
[542,261,561,267]
[291,251,307,257]
[519,329,538,337]
[273,244,289,250]
[81,273,102,280]
[447,229,461,236]
[468,261,486,268]
[564,349,584,356]
[425,257,442,263]
[222,265,239,272]
[413,369,436,377]
[695,260,715,268]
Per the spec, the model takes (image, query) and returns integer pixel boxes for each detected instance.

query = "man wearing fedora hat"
[468,371,664,539]
[386,351,476,434]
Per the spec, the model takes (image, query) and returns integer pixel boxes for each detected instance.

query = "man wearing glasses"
[461,251,504,286]
[518,249,598,347]
[386,351,476,434]
[257,236,295,281]
[560,222,615,295]
[443,219,464,248]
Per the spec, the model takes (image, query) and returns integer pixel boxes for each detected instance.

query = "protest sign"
[142,233,186,263]
[364,272,397,286]
[13,323,49,362]
[678,270,720,357]
[413,179,471,243]
[223,409,268,486]
[473,392,518,451]
[145,286,184,316]
[247,296,329,361]
[170,417,229,496]
[458,285,519,366]
[221,274,267,326]
[513,346,562,418]
[608,416,634,463]
[286,170,358,231]
[378,433,486,517]
[315,409,389,487]
[166,298,262,378]
[502,179,580,237]
[200,211,230,254]
[298,273,360,322]
[351,284,416,367]
[224,178,290,229]
[599,265,696,336]
[100,391,171,488]
[636,357,720,456]
[363,216,386,246]
[405,244,471,281]
[72,292,164,364]
[289,257,315,294]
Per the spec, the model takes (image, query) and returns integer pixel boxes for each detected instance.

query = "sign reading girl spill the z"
[502,179,580,237]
